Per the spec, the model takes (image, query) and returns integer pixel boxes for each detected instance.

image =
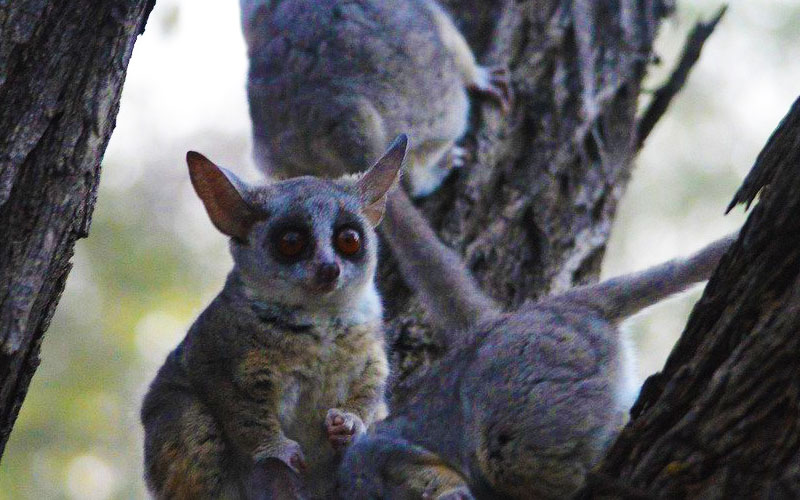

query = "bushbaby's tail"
[556,233,737,321]
[381,189,500,335]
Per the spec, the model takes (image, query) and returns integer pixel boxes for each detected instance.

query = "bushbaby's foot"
[445,145,471,170]
[408,145,468,198]
[325,408,366,451]
[255,438,307,475]
[423,485,475,500]
[469,65,512,113]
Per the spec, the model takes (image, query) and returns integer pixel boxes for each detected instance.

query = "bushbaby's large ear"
[187,151,263,241]
[357,134,408,226]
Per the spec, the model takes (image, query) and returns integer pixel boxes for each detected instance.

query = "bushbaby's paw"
[408,151,463,198]
[423,485,475,500]
[445,145,471,170]
[256,438,307,475]
[469,65,512,113]
[325,408,366,451]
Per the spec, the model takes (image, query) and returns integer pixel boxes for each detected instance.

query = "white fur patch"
[473,65,492,91]
[408,158,456,197]
[615,325,641,411]
[341,282,383,326]
[302,281,383,329]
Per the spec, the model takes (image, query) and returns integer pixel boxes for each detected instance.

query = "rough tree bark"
[579,96,800,499]
[382,0,687,398]
[0,1,154,459]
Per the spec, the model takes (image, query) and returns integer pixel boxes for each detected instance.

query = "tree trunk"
[0,0,154,459]
[382,0,676,398]
[579,96,800,499]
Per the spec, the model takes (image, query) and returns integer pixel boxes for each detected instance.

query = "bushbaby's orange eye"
[277,230,306,257]
[335,228,361,256]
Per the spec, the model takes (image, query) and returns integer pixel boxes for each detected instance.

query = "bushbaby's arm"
[326,342,389,450]
[342,342,390,421]
[191,347,306,474]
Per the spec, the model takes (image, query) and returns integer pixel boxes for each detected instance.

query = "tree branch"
[635,5,727,149]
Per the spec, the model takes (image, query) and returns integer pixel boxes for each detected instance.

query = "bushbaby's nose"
[316,262,340,285]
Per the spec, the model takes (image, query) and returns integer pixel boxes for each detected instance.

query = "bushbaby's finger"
[329,434,352,446]
[327,422,355,435]
[325,408,346,427]
[289,452,307,473]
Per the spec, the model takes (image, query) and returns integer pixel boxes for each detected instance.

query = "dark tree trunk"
[579,96,800,499]
[382,0,679,397]
[0,0,154,459]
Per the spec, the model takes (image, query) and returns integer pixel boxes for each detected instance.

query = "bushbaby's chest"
[278,346,366,429]
[246,326,376,427]
[239,319,384,497]
[277,335,373,483]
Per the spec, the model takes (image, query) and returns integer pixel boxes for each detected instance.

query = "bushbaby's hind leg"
[142,389,240,499]
[384,445,470,499]
[260,94,388,179]
[470,380,612,499]
[422,0,512,112]
[244,458,306,500]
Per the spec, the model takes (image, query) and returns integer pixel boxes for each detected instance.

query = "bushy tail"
[381,189,499,334]
[556,232,737,321]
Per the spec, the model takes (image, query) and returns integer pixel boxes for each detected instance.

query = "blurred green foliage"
[0,169,230,499]
[1,0,799,498]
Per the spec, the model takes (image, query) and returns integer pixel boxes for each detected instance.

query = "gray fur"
[383,189,499,333]
[557,232,738,321]
[141,151,404,499]
[230,175,379,309]
[342,191,737,499]
[240,0,509,197]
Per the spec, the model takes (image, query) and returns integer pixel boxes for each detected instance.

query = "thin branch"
[635,5,727,150]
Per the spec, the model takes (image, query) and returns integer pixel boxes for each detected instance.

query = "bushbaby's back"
[245,0,469,179]
[372,303,622,498]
